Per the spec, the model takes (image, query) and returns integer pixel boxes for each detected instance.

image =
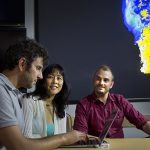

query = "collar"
[91,92,115,103]
[0,73,17,91]
[0,73,23,108]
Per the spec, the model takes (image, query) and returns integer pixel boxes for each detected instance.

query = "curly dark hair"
[4,39,48,70]
[29,64,70,118]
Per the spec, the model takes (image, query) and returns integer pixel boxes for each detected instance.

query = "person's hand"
[87,134,99,141]
[62,130,87,145]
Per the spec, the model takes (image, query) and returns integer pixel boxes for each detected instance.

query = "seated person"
[22,64,70,138]
[0,39,86,150]
[73,65,150,138]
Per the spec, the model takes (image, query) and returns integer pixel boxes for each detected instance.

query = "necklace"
[43,100,54,123]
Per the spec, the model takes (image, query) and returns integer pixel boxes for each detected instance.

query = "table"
[56,138,150,150]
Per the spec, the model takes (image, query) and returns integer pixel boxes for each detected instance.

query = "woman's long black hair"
[28,64,70,118]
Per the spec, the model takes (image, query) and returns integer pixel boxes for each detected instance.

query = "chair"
[66,113,74,132]
[123,115,150,128]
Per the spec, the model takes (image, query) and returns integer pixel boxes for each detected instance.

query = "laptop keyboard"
[74,138,100,146]
[62,138,108,148]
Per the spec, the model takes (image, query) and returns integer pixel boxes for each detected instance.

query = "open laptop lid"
[62,108,119,148]
[99,108,119,145]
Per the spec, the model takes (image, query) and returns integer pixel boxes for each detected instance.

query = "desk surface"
[56,138,150,150]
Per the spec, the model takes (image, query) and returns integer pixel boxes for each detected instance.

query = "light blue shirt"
[47,123,55,136]
[0,73,24,150]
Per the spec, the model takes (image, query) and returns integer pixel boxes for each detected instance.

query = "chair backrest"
[123,115,150,128]
[66,113,74,132]
[122,117,134,128]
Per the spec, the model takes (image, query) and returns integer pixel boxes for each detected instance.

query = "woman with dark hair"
[22,64,70,138]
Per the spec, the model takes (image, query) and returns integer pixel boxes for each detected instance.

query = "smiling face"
[46,69,64,96]
[93,68,114,99]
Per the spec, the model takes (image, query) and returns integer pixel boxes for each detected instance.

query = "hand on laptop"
[87,134,99,139]
[62,130,87,145]
[87,135,100,143]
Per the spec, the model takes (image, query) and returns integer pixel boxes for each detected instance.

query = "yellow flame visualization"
[123,0,150,74]
[137,25,150,73]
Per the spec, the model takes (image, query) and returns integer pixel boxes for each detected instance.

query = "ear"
[110,81,114,89]
[18,57,26,71]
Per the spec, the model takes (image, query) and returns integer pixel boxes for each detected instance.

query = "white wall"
[25,0,35,39]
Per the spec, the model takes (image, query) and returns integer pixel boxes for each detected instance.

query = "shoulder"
[21,95,43,108]
[109,93,129,104]
[109,93,125,100]
[0,74,12,91]
[78,95,92,104]
[0,81,16,106]
[0,74,6,84]
[0,78,12,98]
[22,95,41,102]
[76,94,94,110]
[22,96,45,116]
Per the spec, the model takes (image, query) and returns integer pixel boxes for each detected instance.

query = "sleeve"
[22,96,34,138]
[73,101,88,133]
[0,86,18,128]
[121,96,148,129]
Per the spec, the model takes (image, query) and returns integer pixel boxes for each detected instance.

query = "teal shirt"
[47,123,55,136]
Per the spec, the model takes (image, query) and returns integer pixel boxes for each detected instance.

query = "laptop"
[63,108,119,148]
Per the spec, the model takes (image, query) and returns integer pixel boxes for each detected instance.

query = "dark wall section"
[35,0,150,101]
[0,27,26,72]
[0,0,26,72]
[0,0,25,25]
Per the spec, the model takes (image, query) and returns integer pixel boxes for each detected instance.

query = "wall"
[0,0,26,72]
[25,0,35,39]
[0,27,26,72]
[35,0,150,101]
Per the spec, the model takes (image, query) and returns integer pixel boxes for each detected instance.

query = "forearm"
[0,126,64,150]
[23,131,84,150]
[142,121,150,135]
[26,134,66,150]
[0,126,86,150]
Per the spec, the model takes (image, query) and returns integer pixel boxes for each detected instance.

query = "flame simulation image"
[122,0,150,74]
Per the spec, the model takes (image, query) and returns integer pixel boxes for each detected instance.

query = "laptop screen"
[99,108,119,145]
[62,108,119,148]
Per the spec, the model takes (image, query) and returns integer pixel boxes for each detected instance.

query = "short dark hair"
[4,39,48,70]
[29,64,70,118]
[95,65,114,81]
